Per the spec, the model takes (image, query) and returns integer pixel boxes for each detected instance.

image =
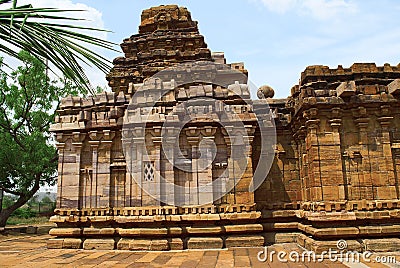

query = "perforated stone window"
[144,161,155,181]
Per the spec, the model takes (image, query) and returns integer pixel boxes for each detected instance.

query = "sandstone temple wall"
[48,5,400,252]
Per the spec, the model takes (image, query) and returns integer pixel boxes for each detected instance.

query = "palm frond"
[0,1,118,94]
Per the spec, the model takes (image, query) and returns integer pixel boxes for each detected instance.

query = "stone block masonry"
[49,5,400,252]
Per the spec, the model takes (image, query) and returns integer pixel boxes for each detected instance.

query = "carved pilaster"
[185,127,201,205]
[294,127,308,201]
[161,127,180,205]
[304,116,322,202]
[198,126,217,205]
[352,106,369,145]
[327,109,346,201]
[129,127,148,206]
[305,119,320,134]
[55,142,65,208]
[377,115,397,199]
[56,132,85,209]
[88,140,99,208]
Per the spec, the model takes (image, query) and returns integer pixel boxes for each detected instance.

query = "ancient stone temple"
[49,5,400,253]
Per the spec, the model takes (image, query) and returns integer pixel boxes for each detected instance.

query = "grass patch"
[6,216,50,226]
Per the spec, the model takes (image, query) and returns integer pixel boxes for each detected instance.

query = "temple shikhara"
[48,5,400,252]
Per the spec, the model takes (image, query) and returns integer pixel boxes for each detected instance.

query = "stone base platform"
[298,234,400,254]
[295,203,400,253]
[48,203,400,252]
[48,205,267,250]
[48,235,268,250]
[48,227,266,250]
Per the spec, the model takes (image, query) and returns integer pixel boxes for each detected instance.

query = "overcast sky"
[17,0,400,98]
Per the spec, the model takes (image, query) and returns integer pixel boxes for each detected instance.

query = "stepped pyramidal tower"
[49,5,400,253]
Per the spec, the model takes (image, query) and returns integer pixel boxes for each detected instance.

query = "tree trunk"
[0,208,13,227]
[0,176,40,227]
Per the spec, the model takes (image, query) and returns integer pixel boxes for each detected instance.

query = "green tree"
[27,194,38,207]
[0,0,116,93]
[1,195,16,209]
[0,50,84,226]
[41,195,52,204]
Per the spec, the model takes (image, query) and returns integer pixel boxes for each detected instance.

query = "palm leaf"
[0,1,118,94]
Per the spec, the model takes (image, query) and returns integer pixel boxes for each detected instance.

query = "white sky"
[12,0,400,98]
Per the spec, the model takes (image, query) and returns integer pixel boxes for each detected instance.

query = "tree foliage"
[0,50,84,226]
[0,0,116,93]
